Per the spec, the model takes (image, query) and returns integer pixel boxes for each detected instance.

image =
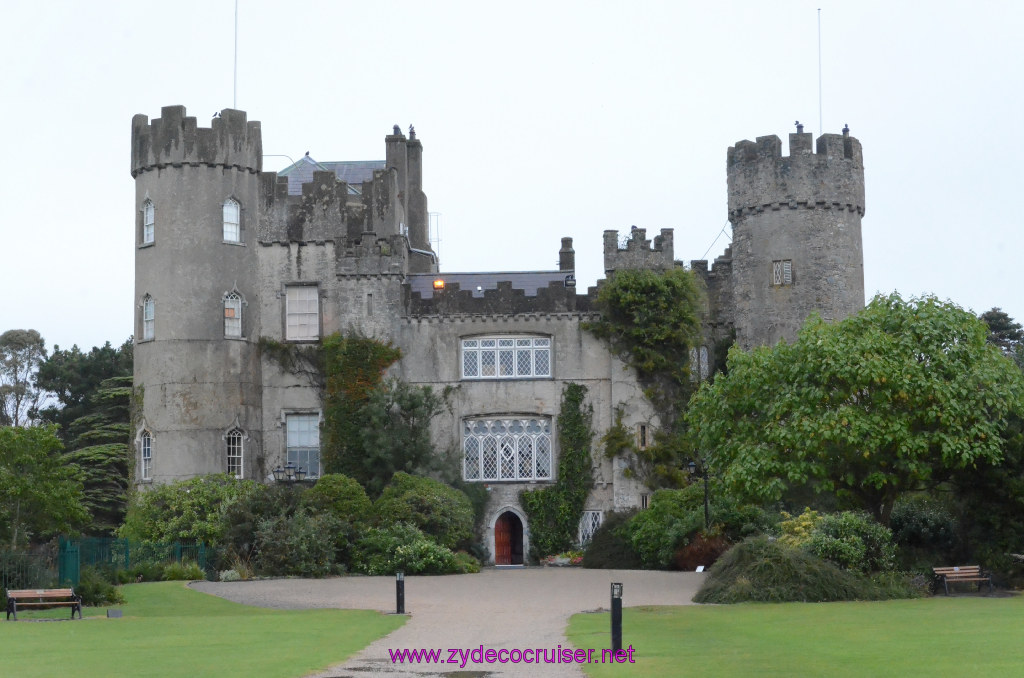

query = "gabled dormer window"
[223,199,240,243]
[142,200,155,245]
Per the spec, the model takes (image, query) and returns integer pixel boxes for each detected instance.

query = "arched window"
[142,200,155,244]
[223,199,240,242]
[142,295,155,341]
[141,430,153,480]
[226,429,243,478]
[224,292,242,338]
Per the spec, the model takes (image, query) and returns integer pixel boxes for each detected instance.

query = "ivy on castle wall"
[585,267,707,489]
[520,383,594,559]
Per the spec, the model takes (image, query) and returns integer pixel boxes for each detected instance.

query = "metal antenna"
[233,0,239,108]
[818,8,823,136]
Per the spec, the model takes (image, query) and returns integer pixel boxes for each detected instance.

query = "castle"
[132,106,865,564]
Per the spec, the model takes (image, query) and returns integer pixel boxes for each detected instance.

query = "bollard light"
[396,571,406,614]
[610,582,623,653]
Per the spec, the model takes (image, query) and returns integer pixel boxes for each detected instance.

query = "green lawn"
[567,596,1024,678]
[1,581,405,678]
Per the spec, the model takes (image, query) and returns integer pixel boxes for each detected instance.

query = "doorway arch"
[492,510,525,565]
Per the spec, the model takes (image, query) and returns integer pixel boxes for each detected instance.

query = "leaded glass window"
[578,511,603,546]
[461,337,551,379]
[142,295,155,341]
[463,417,552,481]
[772,259,793,286]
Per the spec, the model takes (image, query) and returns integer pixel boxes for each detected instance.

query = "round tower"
[727,129,865,349]
[131,106,264,484]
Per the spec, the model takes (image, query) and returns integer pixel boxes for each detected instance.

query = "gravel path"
[191,568,703,677]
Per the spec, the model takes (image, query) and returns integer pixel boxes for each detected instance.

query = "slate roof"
[277,155,386,196]
[407,271,576,299]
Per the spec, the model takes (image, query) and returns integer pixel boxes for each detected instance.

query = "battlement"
[727,131,865,219]
[404,279,594,316]
[603,227,674,275]
[131,106,262,177]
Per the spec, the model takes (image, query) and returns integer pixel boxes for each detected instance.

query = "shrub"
[627,488,704,569]
[890,497,962,570]
[582,510,643,569]
[255,509,341,577]
[374,473,474,550]
[219,569,241,582]
[301,474,372,525]
[219,483,305,568]
[120,474,262,545]
[778,508,822,547]
[124,561,165,583]
[162,560,206,581]
[807,511,897,573]
[673,532,731,571]
[77,566,125,606]
[353,523,460,575]
[694,536,868,603]
[453,551,481,574]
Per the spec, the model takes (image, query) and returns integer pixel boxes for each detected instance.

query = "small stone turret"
[727,130,865,348]
[131,106,262,177]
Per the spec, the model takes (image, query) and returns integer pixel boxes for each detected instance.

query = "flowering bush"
[353,522,463,575]
[542,550,584,566]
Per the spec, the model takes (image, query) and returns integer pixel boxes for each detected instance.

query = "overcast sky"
[1,0,1022,353]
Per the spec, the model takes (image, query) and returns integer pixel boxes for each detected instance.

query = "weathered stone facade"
[132,106,864,563]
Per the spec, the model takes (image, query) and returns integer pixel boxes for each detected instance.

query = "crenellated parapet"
[727,131,864,220]
[603,227,674,275]
[131,106,262,177]
[404,280,594,316]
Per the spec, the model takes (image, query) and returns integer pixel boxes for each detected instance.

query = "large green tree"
[688,294,1024,525]
[0,329,48,427]
[0,425,88,548]
[980,307,1024,369]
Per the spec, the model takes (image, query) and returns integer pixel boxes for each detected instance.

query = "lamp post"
[272,463,308,483]
[610,582,623,653]
[687,460,711,530]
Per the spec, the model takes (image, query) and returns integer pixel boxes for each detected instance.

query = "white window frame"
[223,199,241,243]
[226,428,243,478]
[285,285,320,341]
[462,417,552,482]
[141,430,153,480]
[224,292,243,338]
[142,295,155,341]
[772,259,793,286]
[286,413,320,479]
[461,336,551,380]
[578,510,603,546]
[142,200,155,245]
[689,345,710,382]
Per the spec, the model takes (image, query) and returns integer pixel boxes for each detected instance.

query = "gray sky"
[2,0,1022,353]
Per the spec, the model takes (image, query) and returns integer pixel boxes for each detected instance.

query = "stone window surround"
[223,197,243,244]
[281,409,322,480]
[283,283,321,342]
[460,335,552,380]
[462,415,553,483]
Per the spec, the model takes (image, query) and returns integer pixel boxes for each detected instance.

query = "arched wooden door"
[494,511,524,565]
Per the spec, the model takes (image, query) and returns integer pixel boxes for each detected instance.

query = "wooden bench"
[932,566,993,596]
[5,588,83,620]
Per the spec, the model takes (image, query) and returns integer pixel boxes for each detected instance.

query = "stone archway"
[492,510,525,565]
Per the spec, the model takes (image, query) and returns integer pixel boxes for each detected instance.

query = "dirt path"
[192,568,703,677]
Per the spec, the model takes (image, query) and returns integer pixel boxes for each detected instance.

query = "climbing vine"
[585,266,708,488]
[520,383,594,559]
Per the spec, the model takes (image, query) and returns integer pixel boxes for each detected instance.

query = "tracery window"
[226,428,243,478]
[141,430,153,480]
[223,199,240,242]
[224,292,242,338]
[142,200,155,244]
[461,336,551,379]
[463,417,552,482]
